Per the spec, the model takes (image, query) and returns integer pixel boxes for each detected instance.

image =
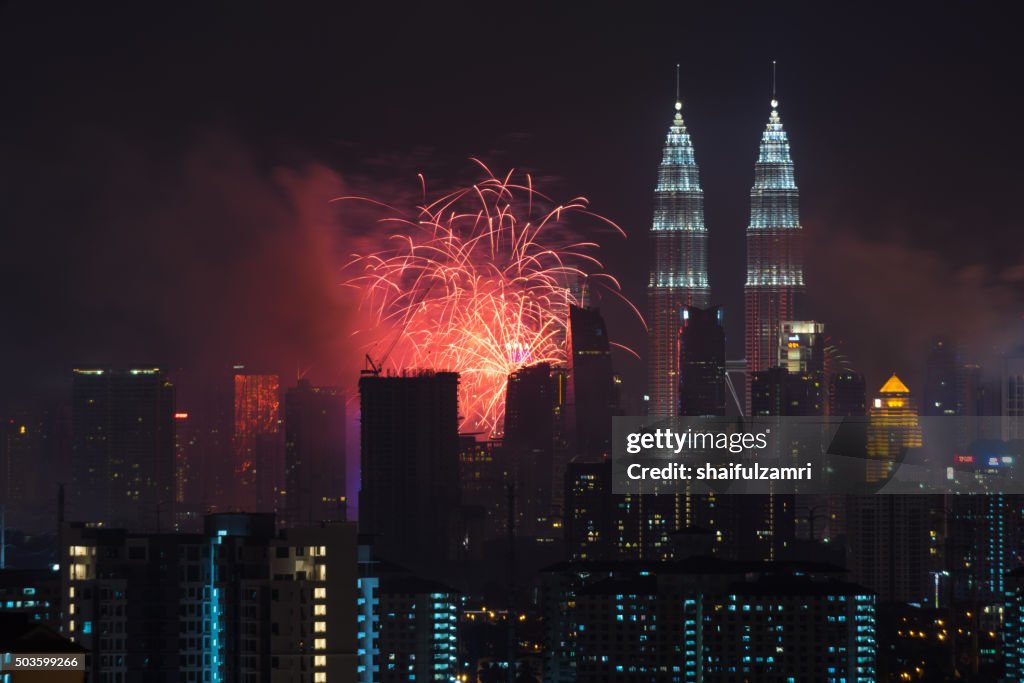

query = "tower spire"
[771,60,778,108]
[675,63,682,113]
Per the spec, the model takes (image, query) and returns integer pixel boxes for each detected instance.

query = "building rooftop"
[0,614,85,654]
[879,373,910,395]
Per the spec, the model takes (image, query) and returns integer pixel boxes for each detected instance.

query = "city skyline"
[2,5,1023,406]
[2,6,1024,679]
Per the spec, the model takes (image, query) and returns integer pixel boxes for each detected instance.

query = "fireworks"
[339,163,636,436]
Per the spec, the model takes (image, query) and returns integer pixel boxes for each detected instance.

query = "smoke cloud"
[0,127,366,398]
[804,227,1024,394]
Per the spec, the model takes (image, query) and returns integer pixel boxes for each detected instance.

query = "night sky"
[2,3,1022,406]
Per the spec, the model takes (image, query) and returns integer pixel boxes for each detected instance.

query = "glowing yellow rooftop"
[879,373,910,395]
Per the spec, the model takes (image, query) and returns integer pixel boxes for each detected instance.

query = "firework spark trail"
[339,167,638,436]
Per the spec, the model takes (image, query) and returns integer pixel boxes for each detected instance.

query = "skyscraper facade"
[232,372,281,511]
[1001,347,1024,440]
[567,304,618,460]
[678,305,725,417]
[358,371,461,569]
[830,371,867,417]
[504,362,569,538]
[744,97,804,412]
[648,95,710,417]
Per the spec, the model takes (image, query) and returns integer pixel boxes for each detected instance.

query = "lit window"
[314,638,326,650]
[314,655,326,667]
[314,588,327,599]
[314,621,327,633]
[314,604,327,616]
[314,674,327,683]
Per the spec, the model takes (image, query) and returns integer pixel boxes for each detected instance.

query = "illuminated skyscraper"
[867,374,922,482]
[648,81,710,417]
[744,93,804,412]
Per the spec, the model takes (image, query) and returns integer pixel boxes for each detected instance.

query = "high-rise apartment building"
[61,513,358,683]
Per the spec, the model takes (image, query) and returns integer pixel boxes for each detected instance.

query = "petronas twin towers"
[647,86,804,417]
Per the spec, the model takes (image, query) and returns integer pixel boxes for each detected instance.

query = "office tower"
[744,95,805,413]
[922,337,985,449]
[647,90,710,418]
[504,362,568,538]
[867,374,922,481]
[1002,347,1024,440]
[825,371,866,543]
[171,369,236,520]
[779,320,825,415]
[846,375,935,603]
[1,401,69,533]
[567,304,619,459]
[847,495,935,604]
[745,323,824,562]
[71,367,175,529]
[750,367,790,417]
[678,305,725,417]
[358,371,461,568]
[62,513,359,682]
[830,371,867,416]
[924,337,960,416]
[458,436,510,555]
[564,460,611,561]
[283,380,347,525]
[172,409,203,529]
[232,372,281,512]
[676,305,735,560]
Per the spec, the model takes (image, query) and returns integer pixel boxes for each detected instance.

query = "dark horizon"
[2,3,1023,406]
